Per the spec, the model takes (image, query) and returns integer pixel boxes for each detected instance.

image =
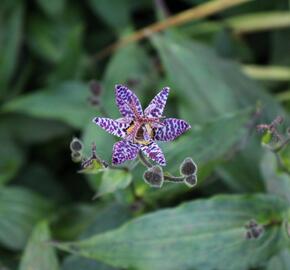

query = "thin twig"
[94,0,250,60]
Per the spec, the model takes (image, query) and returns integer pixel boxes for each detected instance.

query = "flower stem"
[138,151,153,168]
[164,175,185,183]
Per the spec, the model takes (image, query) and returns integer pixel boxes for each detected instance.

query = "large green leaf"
[19,221,59,270]
[216,137,265,193]
[0,187,52,250]
[260,151,290,203]
[96,169,133,198]
[267,249,290,270]
[88,0,132,33]
[55,194,289,270]
[162,108,252,174]
[152,34,284,124]
[2,81,95,129]
[0,2,23,97]
[62,202,131,270]
[0,114,71,144]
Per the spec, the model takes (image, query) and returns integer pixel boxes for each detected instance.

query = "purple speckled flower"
[93,85,191,166]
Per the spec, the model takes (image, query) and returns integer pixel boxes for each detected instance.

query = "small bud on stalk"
[71,151,83,163]
[143,165,164,188]
[70,137,84,152]
[180,157,197,176]
[184,174,197,187]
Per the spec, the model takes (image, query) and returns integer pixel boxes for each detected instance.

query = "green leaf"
[260,151,290,203]
[216,137,265,193]
[55,194,288,270]
[0,114,71,144]
[36,0,65,17]
[62,203,131,270]
[27,8,83,64]
[19,221,59,270]
[267,249,290,270]
[96,169,132,197]
[0,2,23,96]
[0,187,52,250]
[13,164,67,201]
[2,81,95,129]
[163,109,252,174]
[0,133,24,186]
[87,0,132,33]
[151,34,284,124]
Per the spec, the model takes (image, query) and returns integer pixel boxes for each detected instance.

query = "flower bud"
[143,166,164,188]
[71,151,82,163]
[70,137,83,152]
[245,219,264,239]
[180,157,197,176]
[184,174,197,187]
[89,80,102,96]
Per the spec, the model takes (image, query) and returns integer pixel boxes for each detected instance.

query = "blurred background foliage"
[1,0,290,269]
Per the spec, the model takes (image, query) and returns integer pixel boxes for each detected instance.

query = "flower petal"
[144,87,170,117]
[154,118,191,141]
[115,84,143,118]
[93,117,130,138]
[141,142,166,166]
[112,140,140,165]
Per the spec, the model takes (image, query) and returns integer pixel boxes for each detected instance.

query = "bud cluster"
[245,219,264,240]
[180,157,198,187]
[257,116,288,146]
[70,137,84,163]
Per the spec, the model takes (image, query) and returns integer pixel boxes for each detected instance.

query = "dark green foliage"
[1,0,290,269]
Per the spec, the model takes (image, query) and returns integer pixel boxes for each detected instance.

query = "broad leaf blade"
[56,194,288,270]
[0,3,23,96]
[20,221,59,270]
[3,81,95,129]
[163,109,252,174]
[0,187,52,250]
[152,34,284,124]
[260,151,290,203]
[96,170,132,197]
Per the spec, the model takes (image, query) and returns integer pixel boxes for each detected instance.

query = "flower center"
[126,121,155,145]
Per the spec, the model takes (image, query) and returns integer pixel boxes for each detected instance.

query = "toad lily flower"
[93,85,191,166]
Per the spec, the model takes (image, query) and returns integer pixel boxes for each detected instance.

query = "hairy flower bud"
[143,166,164,188]
[71,151,83,163]
[245,219,264,239]
[180,157,197,176]
[70,137,83,152]
[184,174,197,187]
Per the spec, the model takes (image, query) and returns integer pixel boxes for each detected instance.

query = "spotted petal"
[141,142,166,166]
[112,140,140,165]
[144,87,170,118]
[115,84,143,118]
[93,117,129,138]
[154,118,191,141]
